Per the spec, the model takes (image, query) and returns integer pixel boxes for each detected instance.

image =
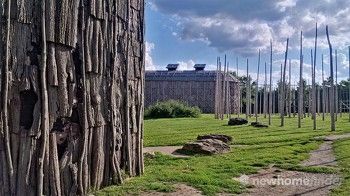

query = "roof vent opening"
[166,64,179,71]
[194,64,206,71]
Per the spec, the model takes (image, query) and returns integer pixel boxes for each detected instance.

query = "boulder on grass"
[228,118,248,126]
[181,139,230,155]
[251,122,268,128]
[197,134,232,144]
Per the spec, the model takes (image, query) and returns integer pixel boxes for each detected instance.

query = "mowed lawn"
[97,114,350,195]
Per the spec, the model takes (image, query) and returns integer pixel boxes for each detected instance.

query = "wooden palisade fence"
[0,0,145,195]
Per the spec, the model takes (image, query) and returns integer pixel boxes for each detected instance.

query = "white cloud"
[152,0,350,56]
[177,60,195,70]
[145,42,157,70]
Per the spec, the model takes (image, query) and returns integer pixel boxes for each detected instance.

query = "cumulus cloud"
[151,0,350,56]
[145,42,157,70]
[177,60,196,70]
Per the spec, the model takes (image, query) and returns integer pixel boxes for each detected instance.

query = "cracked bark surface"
[0,0,144,195]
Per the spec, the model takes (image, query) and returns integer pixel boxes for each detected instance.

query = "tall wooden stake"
[348,46,350,122]
[246,59,250,120]
[326,26,335,131]
[269,40,273,125]
[312,23,317,130]
[288,59,292,118]
[298,31,303,128]
[335,49,338,120]
[322,54,325,121]
[255,50,261,122]
[281,38,289,126]
[264,61,268,118]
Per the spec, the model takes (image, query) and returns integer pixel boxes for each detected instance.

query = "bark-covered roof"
[146,70,239,82]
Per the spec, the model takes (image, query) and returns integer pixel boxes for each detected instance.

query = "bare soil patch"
[301,141,337,167]
[237,167,340,196]
[141,184,202,196]
[143,146,189,158]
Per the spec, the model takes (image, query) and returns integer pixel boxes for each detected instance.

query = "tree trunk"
[0,0,145,195]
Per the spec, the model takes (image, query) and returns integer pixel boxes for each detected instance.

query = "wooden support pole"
[281,38,289,127]
[348,46,350,122]
[312,23,317,130]
[38,0,50,194]
[326,25,336,131]
[264,62,267,118]
[322,54,325,121]
[255,50,261,122]
[246,59,250,120]
[298,31,303,128]
[237,57,241,117]
[288,59,292,118]
[269,41,273,125]
[335,49,339,120]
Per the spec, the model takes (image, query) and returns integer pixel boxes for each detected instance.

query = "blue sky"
[145,0,350,85]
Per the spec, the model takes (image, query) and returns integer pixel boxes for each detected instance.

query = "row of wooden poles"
[214,55,231,120]
[215,24,350,131]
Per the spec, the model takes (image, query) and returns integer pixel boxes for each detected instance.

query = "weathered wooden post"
[246,59,251,120]
[326,26,336,131]
[322,54,325,121]
[236,57,241,117]
[312,23,317,130]
[0,0,145,195]
[255,50,261,122]
[281,39,289,127]
[298,31,303,128]
[348,46,350,122]
[264,62,268,118]
[335,50,339,120]
[288,59,292,118]
[269,41,273,125]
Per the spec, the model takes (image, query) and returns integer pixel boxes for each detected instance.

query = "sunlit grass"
[97,114,350,195]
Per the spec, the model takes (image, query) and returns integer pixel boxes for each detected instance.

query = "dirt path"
[301,141,337,167]
[141,184,202,196]
[143,145,247,158]
[142,133,350,195]
[236,133,350,196]
[302,132,350,167]
[143,146,189,158]
[237,167,340,196]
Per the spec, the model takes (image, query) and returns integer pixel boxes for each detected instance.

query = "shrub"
[145,100,201,119]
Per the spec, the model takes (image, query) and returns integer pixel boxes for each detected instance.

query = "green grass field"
[97,114,350,195]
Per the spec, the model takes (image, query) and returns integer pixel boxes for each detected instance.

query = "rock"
[228,118,248,126]
[181,139,230,155]
[251,122,268,128]
[197,134,232,144]
[144,152,156,159]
